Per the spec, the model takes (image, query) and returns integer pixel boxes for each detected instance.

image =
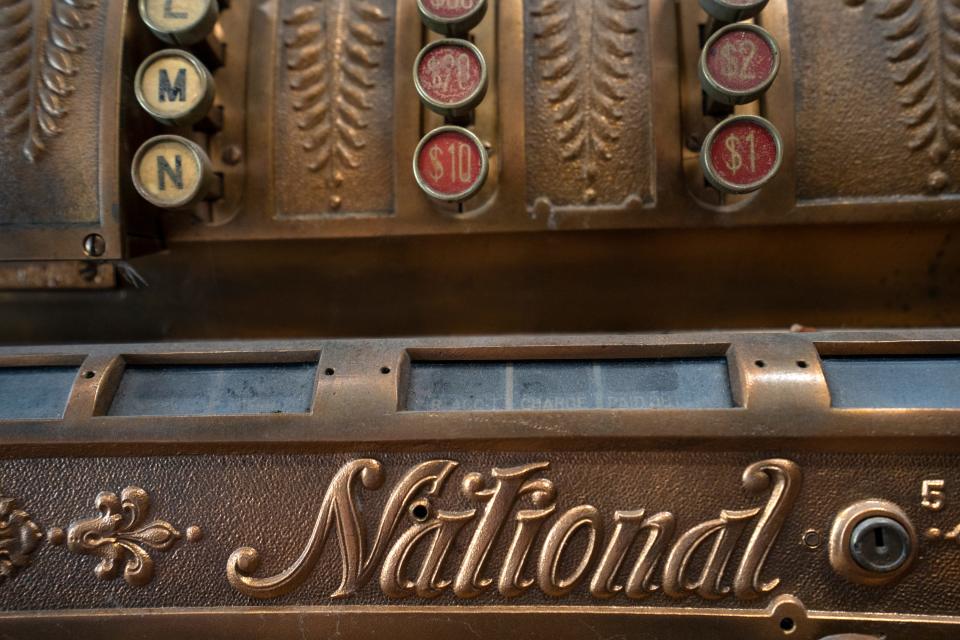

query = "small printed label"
[135,139,202,205]
[705,28,776,94]
[707,120,779,188]
[421,0,481,19]
[143,0,207,29]
[138,53,207,119]
[417,44,484,107]
[416,130,485,199]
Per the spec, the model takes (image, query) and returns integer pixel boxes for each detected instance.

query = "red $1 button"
[701,115,783,194]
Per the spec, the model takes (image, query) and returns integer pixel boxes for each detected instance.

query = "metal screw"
[82,234,106,257]
[849,516,912,574]
[221,144,243,166]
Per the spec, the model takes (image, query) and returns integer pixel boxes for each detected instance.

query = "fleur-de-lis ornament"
[0,494,43,581]
[67,486,180,587]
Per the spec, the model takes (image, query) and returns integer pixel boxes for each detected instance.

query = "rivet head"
[186,525,204,543]
[83,234,106,258]
[47,527,66,546]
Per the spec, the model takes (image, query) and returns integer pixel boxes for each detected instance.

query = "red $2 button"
[701,24,780,105]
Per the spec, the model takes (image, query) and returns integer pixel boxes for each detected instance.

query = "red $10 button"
[701,115,783,194]
[414,126,489,203]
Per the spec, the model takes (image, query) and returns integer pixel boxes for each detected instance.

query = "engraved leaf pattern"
[530,0,644,203]
[282,0,389,210]
[847,0,960,191]
[0,0,97,162]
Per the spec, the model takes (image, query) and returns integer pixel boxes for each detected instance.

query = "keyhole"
[874,527,886,553]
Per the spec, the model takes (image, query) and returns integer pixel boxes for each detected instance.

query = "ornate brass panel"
[6,0,960,259]
[0,0,126,261]
[524,0,655,210]
[1,331,960,637]
[274,0,397,218]
[792,0,960,200]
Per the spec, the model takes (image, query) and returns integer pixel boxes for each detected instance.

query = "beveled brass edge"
[1,331,960,454]
[0,602,958,639]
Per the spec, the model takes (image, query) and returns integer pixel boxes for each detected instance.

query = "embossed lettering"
[662,508,759,600]
[498,477,556,597]
[454,462,551,598]
[733,459,802,600]
[538,505,603,598]
[590,510,675,599]
[226,457,803,602]
[227,459,457,599]
[381,510,475,599]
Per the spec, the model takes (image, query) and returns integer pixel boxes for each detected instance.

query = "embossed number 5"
[922,479,946,511]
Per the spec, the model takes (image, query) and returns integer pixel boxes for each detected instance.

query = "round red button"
[701,116,782,194]
[414,39,488,117]
[701,24,780,105]
[414,126,489,202]
[417,0,488,36]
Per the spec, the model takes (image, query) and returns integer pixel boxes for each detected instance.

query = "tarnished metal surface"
[0,331,960,637]
[8,0,960,262]
[0,0,126,261]
[2,0,960,636]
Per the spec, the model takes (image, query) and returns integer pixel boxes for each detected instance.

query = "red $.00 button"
[414,127,488,202]
[420,0,481,19]
[701,24,779,105]
[702,116,782,194]
[418,0,487,36]
[415,40,487,116]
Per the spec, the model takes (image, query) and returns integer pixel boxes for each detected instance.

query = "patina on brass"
[0,331,959,637]
[5,0,960,262]
[1,0,960,637]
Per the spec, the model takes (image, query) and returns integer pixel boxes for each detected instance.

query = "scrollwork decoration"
[66,486,181,587]
[0,493,43,582]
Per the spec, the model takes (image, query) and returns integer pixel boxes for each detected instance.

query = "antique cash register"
[2,0,960,637]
